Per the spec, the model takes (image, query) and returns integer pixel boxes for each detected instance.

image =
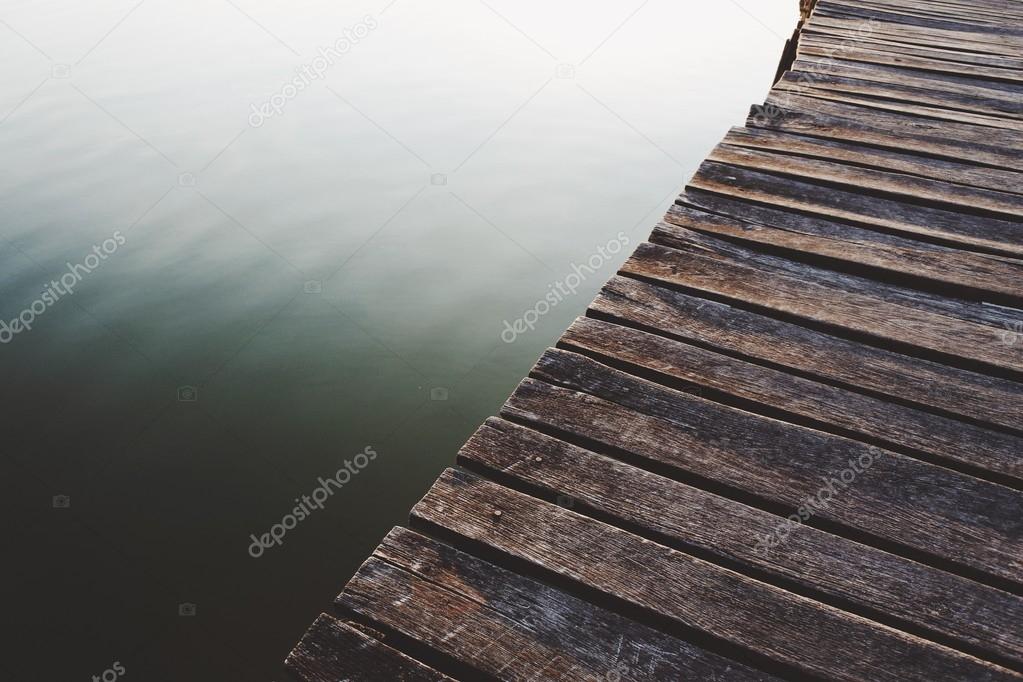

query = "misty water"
[1,0,795,678]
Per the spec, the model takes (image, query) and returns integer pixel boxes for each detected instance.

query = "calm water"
[2,1,795,679]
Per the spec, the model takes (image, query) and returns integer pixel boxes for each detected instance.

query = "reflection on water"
[1,0,795,678]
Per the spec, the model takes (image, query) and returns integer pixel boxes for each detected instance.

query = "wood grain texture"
[754,92,1023,170]
[621,237,1023,373]
[285,614,453,682]
[411,469,1021,682]
[690,161,1023,257]
[669,195,1023,303]
[706,142,1023,218]
[798,39,1023,82]
[459,416,1023,668]
[335,527,774,681]
[721,126,1023,195]
[561,315,1023,485]
[773,73,1023,130]
[799,33,1023,74]
[590,275,1023,432]
[807,13,1023,56]
[507,348,1023,586]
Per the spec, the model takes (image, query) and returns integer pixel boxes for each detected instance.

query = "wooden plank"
[800,32,1023,71]
[719,126,1023,196]
[285,614,453,682]
[334,527,774,681]
[823,0,1023,27]
[643,223,1020,329]
[798,39,1023,82]
[808,13,1023,55]
[621,236,1023,373]
[755,92,1023,170]
[509,349,1023,585]
[411,469,1022,682]
[856,0,1023,20]
[669,195,1023,303]
[872,0,1023,22]
[810,8,1023,36]
[791,57,1023,111]
[459,416,1023,668]
[561,315,1023,485]
[690,161,1023,257]
[803,22,1023,60]
[780,67,1023,123]
[589,275,1023,433]
[707,141,1023,218]
[816,1,1023,37]
[773,74,1023,130]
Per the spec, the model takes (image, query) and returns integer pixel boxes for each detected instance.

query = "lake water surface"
[2,0,795,678]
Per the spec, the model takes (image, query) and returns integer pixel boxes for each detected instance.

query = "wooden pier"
[286,1,1023,679]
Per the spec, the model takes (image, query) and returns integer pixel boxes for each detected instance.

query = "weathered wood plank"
[856,0,1023,20]
[647,223,1020,330]
[621,237,1023,373]
[817,1,1023,37]
[411,469,1022,682]
[645,223,1022,330]
[690,161,1023,257]
[669,195,1023,303]
[755,92,1023,170]
[778,69,1023,126]
[773,74,1023,130]
[590,276,1023,432]
[800,32,1023,71]
[561,316,1023,485]
[808,13,1023,55]
[791,56,1023,111]
[707,143,1023,219]
[459,416,1023,668]
[335,527,774,681]
[719,126,1023,197]
[509,349,1023,585]
[803,23,1023,61]
[823,0,1023,27]
[799,39,1023,83]
[285,614,453,682]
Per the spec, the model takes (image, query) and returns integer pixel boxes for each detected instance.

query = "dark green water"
[2,0,794,678]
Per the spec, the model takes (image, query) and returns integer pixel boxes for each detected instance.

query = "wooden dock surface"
[286,1,1023,679]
